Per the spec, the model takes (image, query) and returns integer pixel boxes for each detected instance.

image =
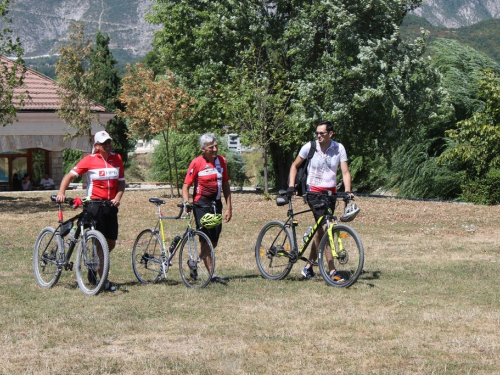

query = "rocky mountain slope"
[412,0,500,28]
[7,0,159,59]
[4,0,500,61]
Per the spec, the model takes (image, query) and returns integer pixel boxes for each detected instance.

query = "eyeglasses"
[315,131,329,136]
[99,140,112,145]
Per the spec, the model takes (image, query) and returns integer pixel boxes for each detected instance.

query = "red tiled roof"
[1,56,107,112]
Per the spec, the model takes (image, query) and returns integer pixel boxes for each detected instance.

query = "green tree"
[385,38,500,200]
[220,46,298,193]
[0,0,25,126]
[440,69,500,179]
[55,22,104,142]
[147,0,450,191]
[90,30,134,164]
[150,133,246,187]
[429,38,500,123]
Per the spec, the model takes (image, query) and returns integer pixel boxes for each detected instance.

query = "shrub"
[460,168,500,205]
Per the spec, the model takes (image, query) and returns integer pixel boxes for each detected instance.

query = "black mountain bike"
[255,191,364,288]
[33,196,110,295]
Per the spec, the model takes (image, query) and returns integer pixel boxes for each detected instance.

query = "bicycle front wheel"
[132,229,164,284]
[318,224,364,288]
[75,229,110,296]
[33,227,63,288]
[255,221,294,280]
[179,230,214,288]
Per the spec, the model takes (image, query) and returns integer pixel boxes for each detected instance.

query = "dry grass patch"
[1,190,500,374]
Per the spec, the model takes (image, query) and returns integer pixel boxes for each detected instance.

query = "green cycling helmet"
[200,213,223,229]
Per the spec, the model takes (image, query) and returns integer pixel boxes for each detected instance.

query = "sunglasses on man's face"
[315,131,330,136]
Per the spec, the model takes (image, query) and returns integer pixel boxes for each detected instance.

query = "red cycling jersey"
[71,152,125,200]
[184,155,229,203]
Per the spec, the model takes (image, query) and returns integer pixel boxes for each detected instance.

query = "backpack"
[291,141,316,196]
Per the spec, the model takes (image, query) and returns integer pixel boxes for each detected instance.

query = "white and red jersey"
[298,140,348,190]
[184,155,229,203]
[71,152,125,200]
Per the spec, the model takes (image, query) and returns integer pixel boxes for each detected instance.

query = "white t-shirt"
[40,177,54,189]
[298,140,348,189]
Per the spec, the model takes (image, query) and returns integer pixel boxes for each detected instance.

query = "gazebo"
[0,56,114,191]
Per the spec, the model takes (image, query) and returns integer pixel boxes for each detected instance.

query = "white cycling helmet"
[340,203,360,222]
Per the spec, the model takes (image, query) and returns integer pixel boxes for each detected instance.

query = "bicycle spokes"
[255,221,294,280]
[319,225,364,288]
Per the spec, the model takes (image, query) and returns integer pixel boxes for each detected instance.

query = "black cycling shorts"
[305,192,336,223]
[87,202,119,241]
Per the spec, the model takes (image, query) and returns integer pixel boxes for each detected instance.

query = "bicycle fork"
[327,224,342,258]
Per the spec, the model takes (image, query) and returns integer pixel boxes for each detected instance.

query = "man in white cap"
[57,130,125,292]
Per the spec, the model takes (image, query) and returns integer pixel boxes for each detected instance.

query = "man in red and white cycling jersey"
[182,132,232,285]
[57,130,125,291]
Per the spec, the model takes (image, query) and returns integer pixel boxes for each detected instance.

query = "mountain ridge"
[5,0,159,60]
[3,0,500,65]
[412,0,500,28]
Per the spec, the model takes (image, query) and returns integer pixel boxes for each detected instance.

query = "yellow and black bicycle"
[255,191,364,288]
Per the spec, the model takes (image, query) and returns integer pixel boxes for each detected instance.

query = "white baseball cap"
[94,131,112,145]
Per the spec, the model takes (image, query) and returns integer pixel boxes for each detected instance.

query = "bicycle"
[33,195,111,295]
[132,198,216,288]
[255,190,364,288]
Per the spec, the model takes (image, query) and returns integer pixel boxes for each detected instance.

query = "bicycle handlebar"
[149,197,193,219]
[278,190,354,203]
[50,194,74,206]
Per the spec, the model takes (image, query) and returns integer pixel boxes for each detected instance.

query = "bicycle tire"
[178,230,214,288]
[318,224,364,288]
[75,229,110,296]
[255,221,294,280]
[33,226,64,288]
[132,229,165,284]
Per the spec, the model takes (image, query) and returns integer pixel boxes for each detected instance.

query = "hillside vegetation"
[402,15,500,66]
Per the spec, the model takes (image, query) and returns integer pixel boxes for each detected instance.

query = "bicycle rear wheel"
[179,230,214,288]
[33,227,63,288]
[255,221,294,280]
[132,229,165,284]
[75,229,109,296]
[318,224,364,288]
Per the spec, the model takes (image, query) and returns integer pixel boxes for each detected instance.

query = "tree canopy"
[55,22,104,141]
[147,0,451,189]
[118,63,195,196]
[0,0,25,126]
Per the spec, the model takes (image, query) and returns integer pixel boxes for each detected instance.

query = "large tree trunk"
[269,141,295,190]
[262,148,268,194]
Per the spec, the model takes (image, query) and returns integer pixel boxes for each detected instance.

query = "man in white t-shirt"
[39,173,55,190]
[288,120,353,281]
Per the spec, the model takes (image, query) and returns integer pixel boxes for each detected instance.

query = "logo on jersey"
[97,168,119,178]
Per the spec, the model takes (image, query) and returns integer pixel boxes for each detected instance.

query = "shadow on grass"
[358,269,381,288]
[225,274,260,282]
[0,195,54,214]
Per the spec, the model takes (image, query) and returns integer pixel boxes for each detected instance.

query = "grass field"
[1,189,500,374]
